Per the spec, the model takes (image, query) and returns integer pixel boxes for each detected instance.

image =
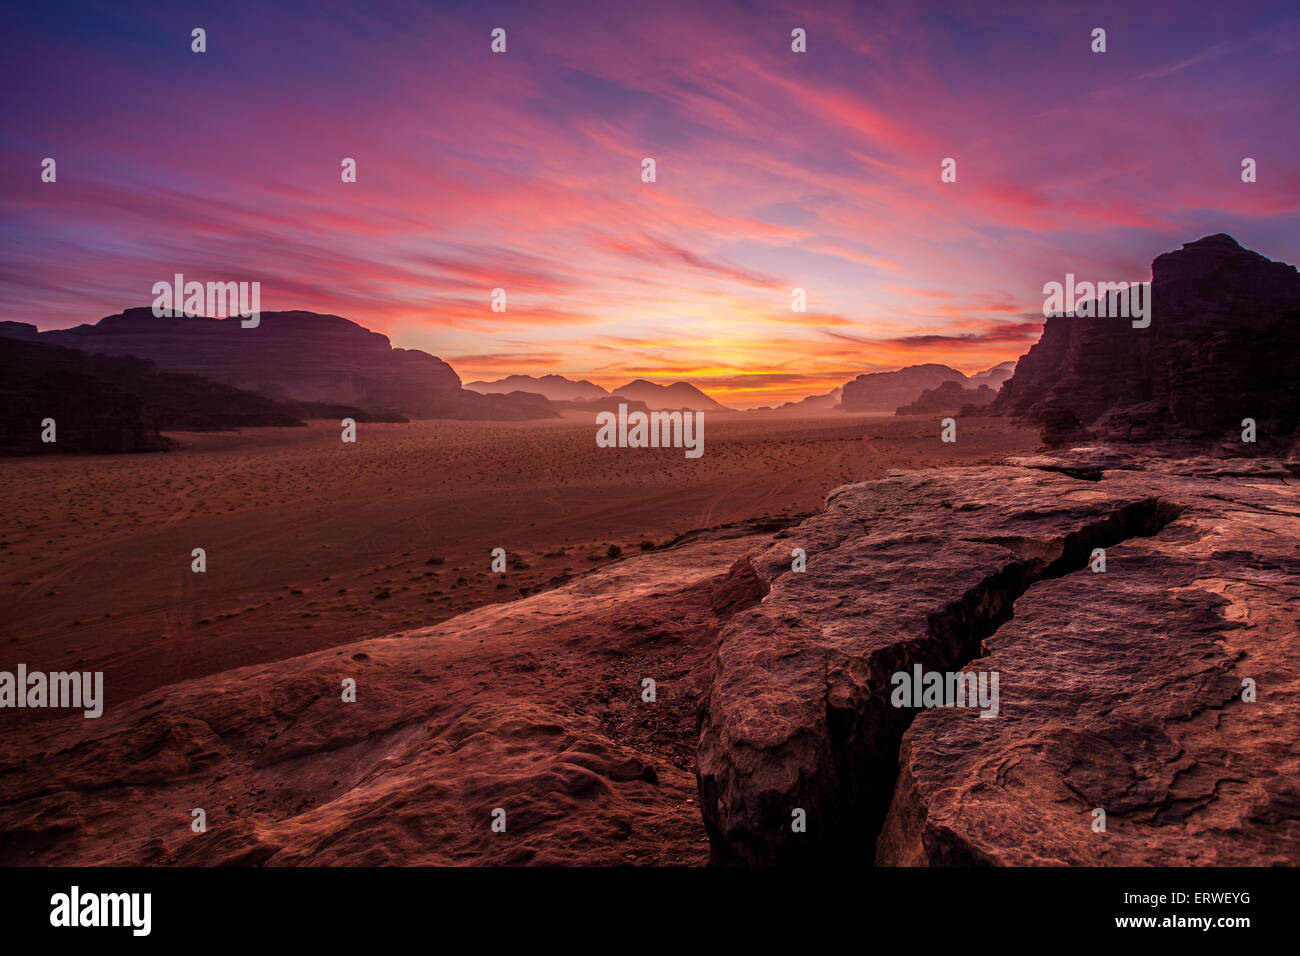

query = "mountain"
[967,360,1017,390]
[839,363,967,412]
[0,336,172,453]
[895,380,996,415]
[33,308,558,421]
[465,374,608,402]
[611,379,731,411]
[766,387,843,414]
[994,234,1300,451]
[0,321,40,342]
[0,335,403,454]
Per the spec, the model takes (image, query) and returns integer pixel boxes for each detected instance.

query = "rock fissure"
[850,497,1187,861]
[697,468,1199,866]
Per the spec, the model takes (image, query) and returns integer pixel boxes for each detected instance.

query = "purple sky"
[2,0,1298,405]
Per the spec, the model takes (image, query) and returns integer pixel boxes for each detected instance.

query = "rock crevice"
[696,460,1297,866]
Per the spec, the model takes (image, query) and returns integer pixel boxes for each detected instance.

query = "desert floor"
[0,412,1039,718]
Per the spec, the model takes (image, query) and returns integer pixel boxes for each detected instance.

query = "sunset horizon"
[5,1,1297,406]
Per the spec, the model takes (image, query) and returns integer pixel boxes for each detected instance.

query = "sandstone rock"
[0,336,173,454]
[0,321,40,342]
[994,235,1300,450]
[876,460,1300,865]
[696,458,1300,866]
[36,308,557,421]
[896,380,996,415]
[0,521,779,865]
[840,364,967,413]
[612,379,731,411]
[0,334,411,454]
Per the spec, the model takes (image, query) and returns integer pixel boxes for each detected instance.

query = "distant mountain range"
[17,233,1292,459]
[469,366,1023,416]
[840,361,1015,413]
[0,309,741,454]
[0,301,1022,455]
[611,379,731,411]
[467,373,733,411]
[465,374,608,402]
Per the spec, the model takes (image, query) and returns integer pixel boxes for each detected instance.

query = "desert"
[2,232,1299,868]
[0,411,1036,717]
[4,4,1300,945]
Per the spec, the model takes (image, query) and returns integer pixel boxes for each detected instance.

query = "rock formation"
[839,364,967,412]
[465,374,609,402]
[994,235,1300,451]
[895,380,996,415]
[0,519,784,865]
[0,452,1294,865]
[696,452,1300,865]
[32,308,558,421]
[770,387,843,415]
[612,379,731,411]
[0,321,40,342]
[968,361,1017,390]
[0,333,414,454]
[0,336,173,454]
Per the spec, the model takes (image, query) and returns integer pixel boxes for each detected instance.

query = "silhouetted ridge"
[37,308,558,421]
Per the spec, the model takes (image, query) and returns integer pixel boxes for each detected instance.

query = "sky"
[2,0,1298,407]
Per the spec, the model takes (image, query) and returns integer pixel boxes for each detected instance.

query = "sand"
[0,412,1039,719]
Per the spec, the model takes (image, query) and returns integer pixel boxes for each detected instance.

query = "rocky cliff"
[34,308,557,421]
[896,380,996,415]
[840,364,967,412]
[995,235,1300,451]
[0,336,174,453]
[0,335,410,453]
